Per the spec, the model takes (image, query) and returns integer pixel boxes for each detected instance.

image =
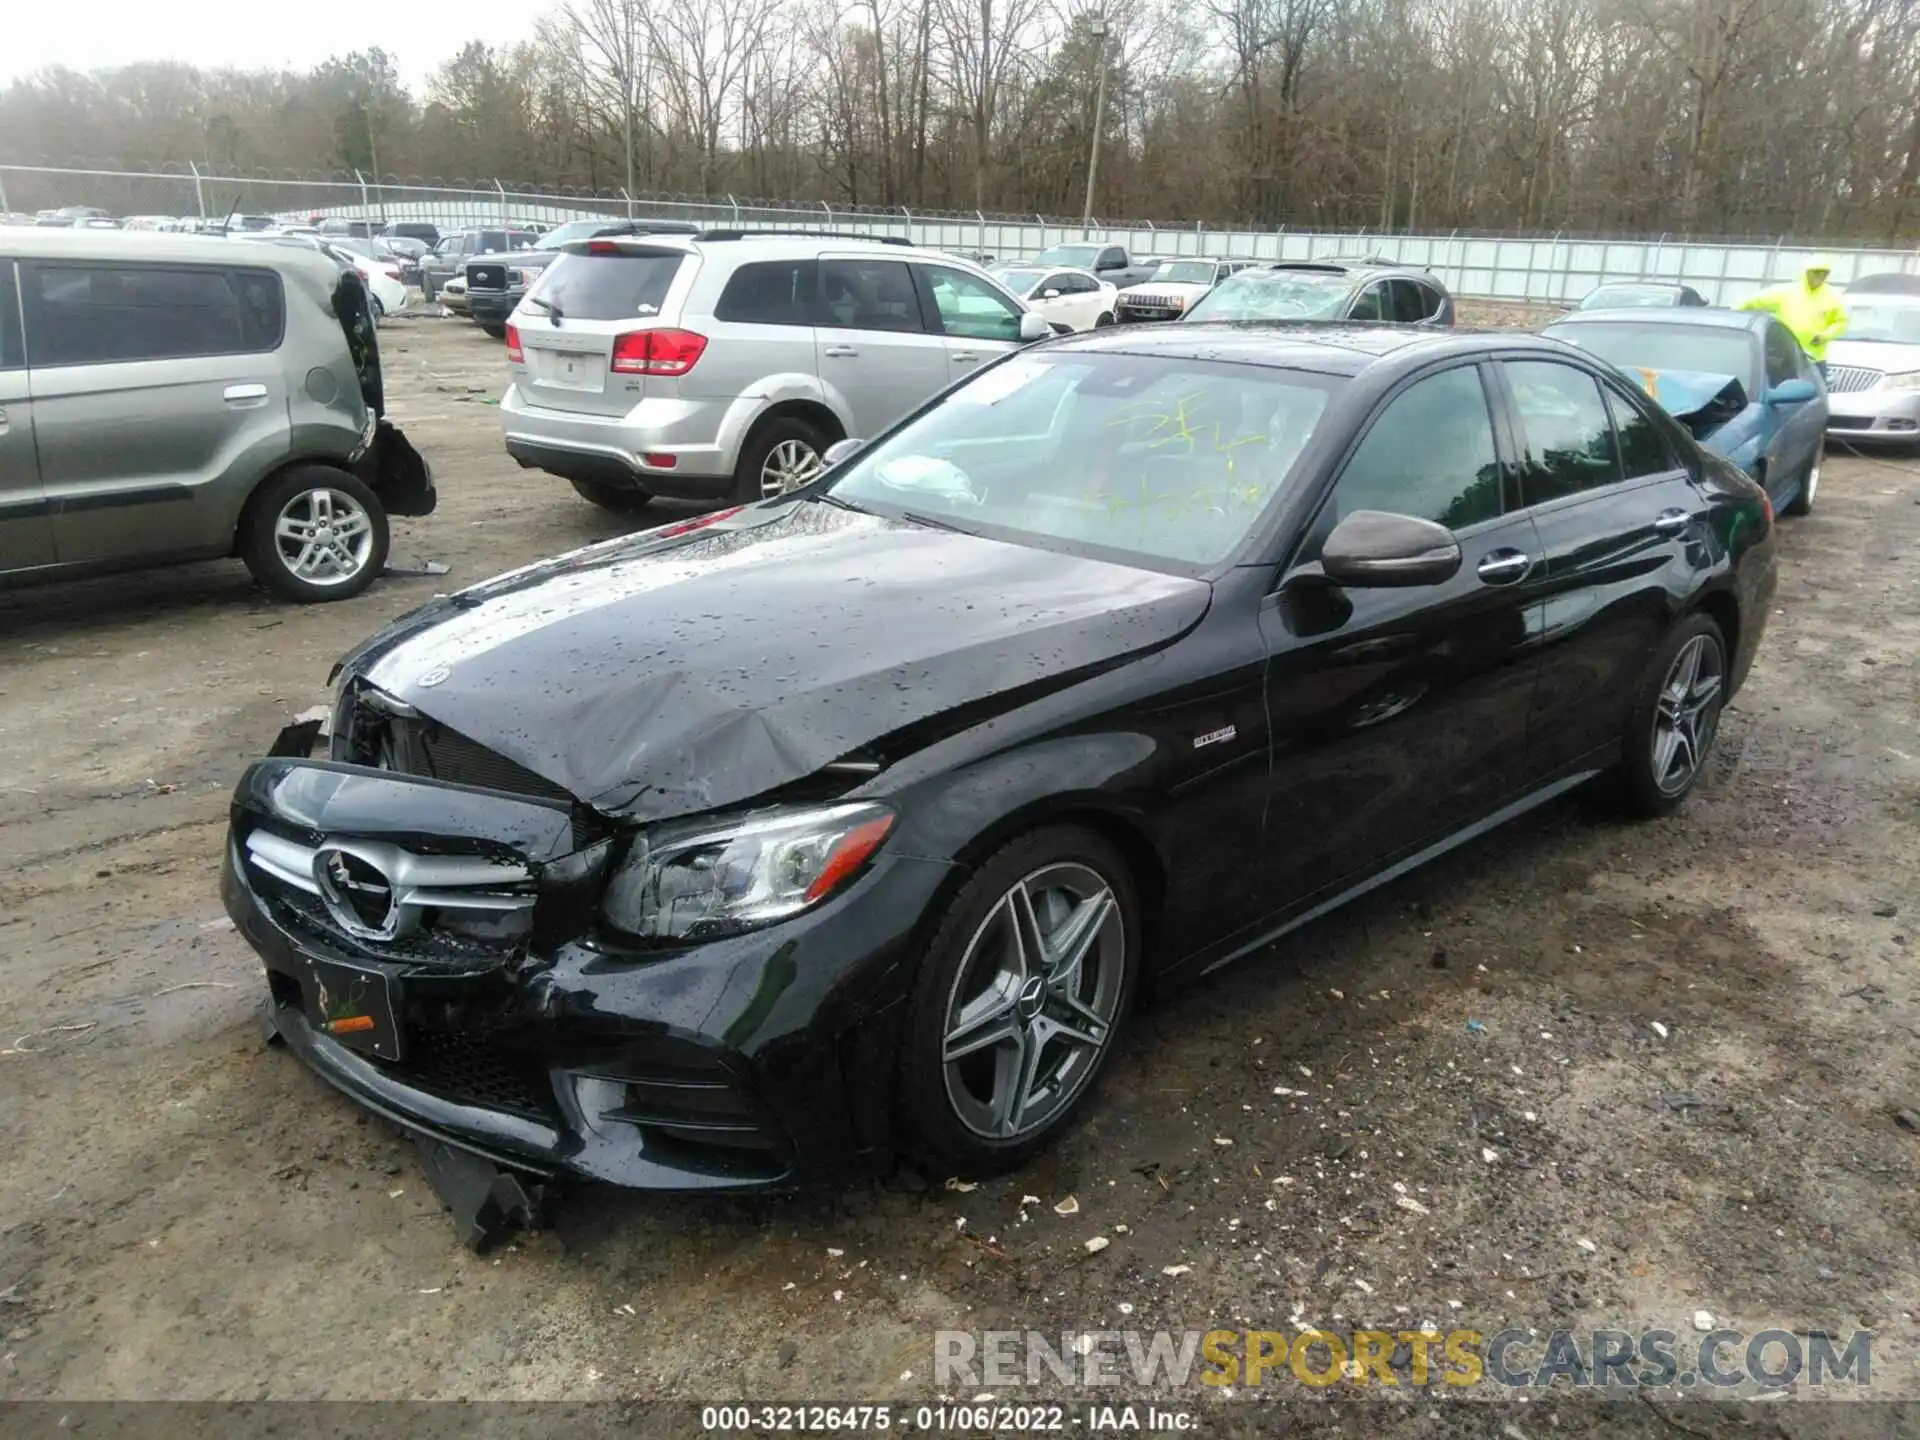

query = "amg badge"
[1194,725,1237,749]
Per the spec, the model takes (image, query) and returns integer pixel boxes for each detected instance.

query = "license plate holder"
[301,955,403,1061]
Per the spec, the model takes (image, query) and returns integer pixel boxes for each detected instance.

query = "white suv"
[498,231,1051,510]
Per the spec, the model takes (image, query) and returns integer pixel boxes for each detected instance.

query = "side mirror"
[823,438,865,467]
[1766,377,1817,405]
[1320,510,1462,588]
[1018,311,1052,343]
[1040,287,1061,299]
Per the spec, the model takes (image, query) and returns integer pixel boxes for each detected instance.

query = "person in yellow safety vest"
[1736,259,1848,371]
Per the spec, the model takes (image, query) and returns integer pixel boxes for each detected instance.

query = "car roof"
[1243,259,1435,282]
[1041,321,1562,376]
[0,227,340,278]
[1548,306,1762,332]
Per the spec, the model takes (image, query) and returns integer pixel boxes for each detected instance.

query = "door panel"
[22,260,291,566]
[1259,362,1544,900]
[0,259,55,569]
[916,263,1028,384]
[816,256,947,437]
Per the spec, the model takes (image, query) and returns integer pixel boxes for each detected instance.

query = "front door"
[22,259,290,566]
[814,255,949,438]
[1258,361,1545,901]
[915,263,1031,384]
[0,259,55,570]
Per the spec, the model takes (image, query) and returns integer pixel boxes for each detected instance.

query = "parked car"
[438,274,470,315]
[1183,260,1454,326]
[1114,257,1258,323]
[223,323,1776,1192]
[384,221,442,249]
[1028,242,1159,289]
[500,233,1051,510]
[1576,282,1709,311]
[420,228,537,302]
[316,217,383,240]
[464,218,700,338]
[987,263,1118,329]
[0,229,432,601]
[1822,282,1920,447]
[1541,308,1828,515]
[324,243,409,316]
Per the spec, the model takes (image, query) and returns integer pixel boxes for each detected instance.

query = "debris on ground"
[1052,1196,1079,1216]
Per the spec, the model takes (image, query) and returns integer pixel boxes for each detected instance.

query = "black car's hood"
[339,502,1211,820]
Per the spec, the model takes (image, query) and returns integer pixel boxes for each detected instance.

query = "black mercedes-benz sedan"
[223,324,1777,1193]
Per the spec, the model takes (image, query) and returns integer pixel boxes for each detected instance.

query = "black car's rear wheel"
[898,826,1138,1177]
[1614,613,1727,817]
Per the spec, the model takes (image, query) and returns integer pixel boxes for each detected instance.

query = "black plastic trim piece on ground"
[412,1134,551,1253]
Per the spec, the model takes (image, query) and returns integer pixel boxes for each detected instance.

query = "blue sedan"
[1542,308,1829,516]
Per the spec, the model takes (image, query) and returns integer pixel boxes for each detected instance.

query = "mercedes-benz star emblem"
[314,846,400,941]
[1017,974,1047,1020]
[416,665,451,688]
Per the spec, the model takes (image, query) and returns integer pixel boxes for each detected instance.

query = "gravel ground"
[2,311,1918,1432]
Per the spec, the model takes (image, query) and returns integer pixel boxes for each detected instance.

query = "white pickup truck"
[1028,242,1160,290]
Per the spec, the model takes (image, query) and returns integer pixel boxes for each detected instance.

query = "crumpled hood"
[340,502,1211,819]
[1631,368,1746,424]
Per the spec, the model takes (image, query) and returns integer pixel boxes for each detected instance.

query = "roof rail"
[693,228,912,245]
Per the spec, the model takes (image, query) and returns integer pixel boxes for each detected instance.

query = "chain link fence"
[4,162,1916,306]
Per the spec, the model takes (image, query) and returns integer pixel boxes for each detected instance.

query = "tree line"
[2,0,1916,242]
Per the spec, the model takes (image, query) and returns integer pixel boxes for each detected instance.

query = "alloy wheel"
[1651,633,1724,795]
[274,488,377,587]
[941,863,1125,1140]
[760,438,824,498]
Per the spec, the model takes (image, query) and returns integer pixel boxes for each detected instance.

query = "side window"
[23,263,270,366]
[818,258,924,334]
[1388,279,1429,324]
[0,263,22,370]
[1307,365,1503,553]
[1504,360,1622,505]
[1347,282,1390,322]
[228,268,286,352]
[1763,321,1804,386]
[1100,247,1126,271]
[1604,383,1677,480]
[920,265,1023,342]
[714,260,816,326]
[1061,273,1095,295]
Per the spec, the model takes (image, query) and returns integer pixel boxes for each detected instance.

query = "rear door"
[1497,357,1704,774]
[704,255,820,408]
[22,259,291,567]
[1346,280,1392,322]
[1259,361,1546,900]
[914,262,1030,384]
[0,258,56,569]
[1760,317,1823,499]
[509,246,690,419]
[815,255,947,437]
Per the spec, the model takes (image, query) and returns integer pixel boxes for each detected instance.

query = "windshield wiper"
[896,508,977,535]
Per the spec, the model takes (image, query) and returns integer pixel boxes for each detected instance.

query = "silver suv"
[0,229,432,602]
[498,231,1050,509]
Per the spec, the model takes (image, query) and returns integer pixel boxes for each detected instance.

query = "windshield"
[1581,285,1684,309]
[992,268,1045,297]
[1186,270,1353,322]
[1035,245,1100,267]
[1153,262,1220,285]
[823,353,1340,569]
[1840,298,1920,345]
[1547,322,1757,386]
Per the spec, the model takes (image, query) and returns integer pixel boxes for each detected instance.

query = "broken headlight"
[601,803,895,942]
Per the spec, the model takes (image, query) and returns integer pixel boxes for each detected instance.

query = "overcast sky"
[2,0,554,92]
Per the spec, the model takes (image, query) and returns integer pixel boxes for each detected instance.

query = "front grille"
[375,1028,553,1119]
[1827,414,1872,429]
[466,264,508,292]
[1118,294,1181,321]
[1824,365,1883,394]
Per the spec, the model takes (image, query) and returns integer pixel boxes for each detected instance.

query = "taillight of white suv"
[611,329,707,377]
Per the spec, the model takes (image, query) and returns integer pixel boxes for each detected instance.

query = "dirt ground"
[3,306,1919,1429]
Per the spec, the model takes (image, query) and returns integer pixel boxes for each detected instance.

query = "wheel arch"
[228,456,361,557]
[742,399,846,451]
[1693,585,1741,677]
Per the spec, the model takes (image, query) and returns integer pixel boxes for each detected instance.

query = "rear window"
[23,262,285,366]
[532,251,685,320]
[714,259,817,325]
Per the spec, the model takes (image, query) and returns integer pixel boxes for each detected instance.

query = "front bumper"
[222,757,953,1191]
[1825,389,1920,442]
[468,288,524,324]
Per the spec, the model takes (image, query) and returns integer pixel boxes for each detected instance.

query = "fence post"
[821,200,833,233]
[1763,236,1782,286]
[0,168,9,215]
[354,169,370,223]
[621,186,634,219]
[494,179,508,229]
[189,161,206,218]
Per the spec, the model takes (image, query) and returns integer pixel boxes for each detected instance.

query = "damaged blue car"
[1542,308,1828,516]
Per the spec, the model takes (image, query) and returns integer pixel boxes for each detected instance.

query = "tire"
[480,322,507,340]
[240,466,390,603]
[1612,612,1729,818]
[732,415,829,503]
[897,825,1140,1178]
[569,477,653,513]
[371,293,386,318]
[1783,453,1819,516]
[1094,311,1115,327]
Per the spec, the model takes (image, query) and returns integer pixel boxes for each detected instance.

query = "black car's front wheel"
[1615,613,1727,817]
[898,826,1138,1177]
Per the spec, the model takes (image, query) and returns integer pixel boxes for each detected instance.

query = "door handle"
[1476,550,1531,584]
[822,346,860,358]
[950,351,980,364]
[224,383,269,403]
[1653,508,1690,536]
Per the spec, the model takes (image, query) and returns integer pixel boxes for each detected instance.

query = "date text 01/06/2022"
[697,1403,1197,1432]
